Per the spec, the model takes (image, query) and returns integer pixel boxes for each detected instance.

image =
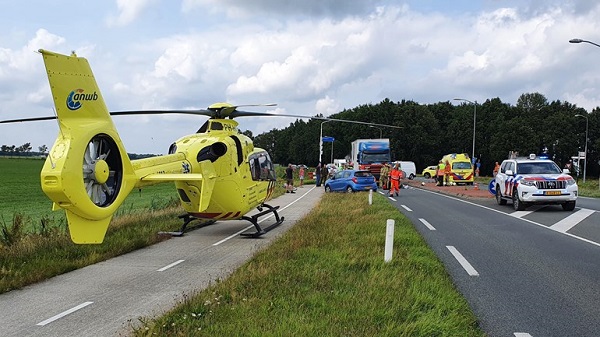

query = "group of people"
[315,162,338,187]
[435,160,452,186]
[380,162,404,197]
[285,163,308,194]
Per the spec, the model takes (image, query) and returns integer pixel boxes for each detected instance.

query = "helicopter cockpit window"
[249,151,276,181]
[197,120,209,133]
[210,121,223,130]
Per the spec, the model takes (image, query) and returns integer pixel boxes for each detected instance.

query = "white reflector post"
[369,189,373,205]
[384,219,395,262]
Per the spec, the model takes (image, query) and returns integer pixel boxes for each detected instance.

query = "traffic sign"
[488,179,496,196]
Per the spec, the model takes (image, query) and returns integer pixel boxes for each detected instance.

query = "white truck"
[350,139,391,181]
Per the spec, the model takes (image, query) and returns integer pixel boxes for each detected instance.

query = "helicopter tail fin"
[39,50,136,244]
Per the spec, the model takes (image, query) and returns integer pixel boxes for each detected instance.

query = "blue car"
[324,170,378,193]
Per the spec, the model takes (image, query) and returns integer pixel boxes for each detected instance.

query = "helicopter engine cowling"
[197,142,227,163]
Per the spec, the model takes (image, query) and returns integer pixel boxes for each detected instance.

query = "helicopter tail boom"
[39,50,137,243]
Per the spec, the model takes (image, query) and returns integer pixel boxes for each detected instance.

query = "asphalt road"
[0,186,323,337]
[383,187,600,337]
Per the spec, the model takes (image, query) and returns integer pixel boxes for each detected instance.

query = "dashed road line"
[36,301,93,326]
[446,246,479,276]
[514,333,533,337]
[400,205,412,212]
[418,218,436,230]
[157,259,185,272]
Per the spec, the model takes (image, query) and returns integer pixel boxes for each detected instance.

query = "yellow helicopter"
[1,49,400,244]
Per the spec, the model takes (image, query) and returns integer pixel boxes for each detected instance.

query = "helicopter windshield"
[249,151,276,181]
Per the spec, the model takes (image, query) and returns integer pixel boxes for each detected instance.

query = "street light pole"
[569,38,600,48]
[453,98,477,161]
[575,114,589,183]
[319,120,330,164]
[369,125,383,138]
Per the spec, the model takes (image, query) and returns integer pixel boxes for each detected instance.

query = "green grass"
[0,157,182,232]
[0,158,292,294]
[132,193,485,337]
[0,206,184,293]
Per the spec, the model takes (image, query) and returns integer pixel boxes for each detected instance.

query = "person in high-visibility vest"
[444,160,452,186]
[389,163,402,196]
[436,160,445,186]
[380,162,390,190]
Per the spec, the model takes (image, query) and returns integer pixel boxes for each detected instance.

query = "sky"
[0,0,599,154]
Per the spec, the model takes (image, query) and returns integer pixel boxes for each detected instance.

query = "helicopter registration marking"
[223,124,237,132]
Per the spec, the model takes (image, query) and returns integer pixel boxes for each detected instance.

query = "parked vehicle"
[350,139,390,181]
[441,153,474,185]
[494,154,578,211]
[421,165,437,179]
[392,161,416,180]
[324,170,378,193]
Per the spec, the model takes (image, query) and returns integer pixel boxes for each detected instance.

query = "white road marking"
[418,218,436,230]
[401,205,412,212]
[514,333,533,337]
[414,188,600,248]
[212,186,316,246]
[446,246,479,276]
[157,259,185,272]
[550,208,595,233]
[510,211,533,218]
[36,301,93,326]
[388,196,396,201]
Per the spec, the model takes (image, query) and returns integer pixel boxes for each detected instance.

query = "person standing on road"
[286,163,295,194]
[444,160,452,186]
[299,166,305,187]
[380,162,390,190]
[493,161,500,177]
[315,162,322,187]
[321,164,329,189]
[389,163,402,196]
[437,160,445,186]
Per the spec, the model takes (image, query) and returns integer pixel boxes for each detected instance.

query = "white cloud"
[107,0,156,27]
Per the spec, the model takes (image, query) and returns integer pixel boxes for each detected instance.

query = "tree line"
[253,92,599,178]
[0,143,47,156]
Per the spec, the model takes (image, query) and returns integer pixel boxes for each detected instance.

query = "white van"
[393,161,417,180]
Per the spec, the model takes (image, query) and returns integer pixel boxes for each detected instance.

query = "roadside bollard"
[369,189,373,205]
[384,219,395,262]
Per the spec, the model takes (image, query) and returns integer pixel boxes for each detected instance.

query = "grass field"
[0,157,180,232]
[133,193,485,336]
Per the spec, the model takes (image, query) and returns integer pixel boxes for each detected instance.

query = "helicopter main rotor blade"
[1,107,402,129]
[230,111,403,129]
[109,109,214,117]
[0,116,57,124]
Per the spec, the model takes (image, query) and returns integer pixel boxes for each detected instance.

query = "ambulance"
[441,153,474,185]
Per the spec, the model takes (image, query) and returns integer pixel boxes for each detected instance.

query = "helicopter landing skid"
[159,214,216,237]
[240,203,285,238]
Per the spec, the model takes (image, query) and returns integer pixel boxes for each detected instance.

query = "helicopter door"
[249,151,276,181]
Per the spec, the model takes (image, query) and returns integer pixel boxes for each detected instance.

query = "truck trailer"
[351,139,391,180]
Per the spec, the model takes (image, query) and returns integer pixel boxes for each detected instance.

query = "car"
[421,165,437,179]
[494,154,578,211]
[392,161,417,180]
[324,170,378,193]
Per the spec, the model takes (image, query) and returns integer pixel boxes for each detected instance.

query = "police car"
[494,154,578,211]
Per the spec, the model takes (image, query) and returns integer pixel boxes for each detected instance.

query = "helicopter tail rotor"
[39,50,137,244]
